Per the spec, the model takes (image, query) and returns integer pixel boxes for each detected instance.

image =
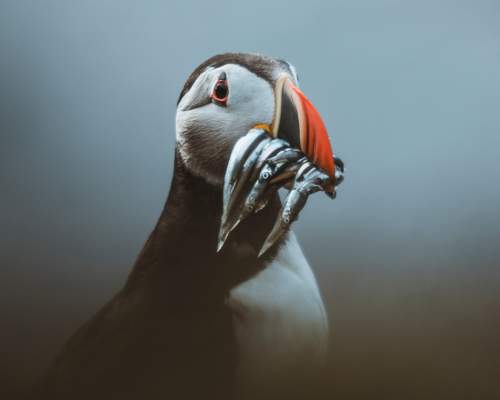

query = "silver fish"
[219,129,343,256]
[258,168,331,257]
[218,136,271,249]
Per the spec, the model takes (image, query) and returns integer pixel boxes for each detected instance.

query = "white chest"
[228,232,329,395]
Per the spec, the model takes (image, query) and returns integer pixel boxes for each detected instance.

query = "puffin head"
[176,53,335,186]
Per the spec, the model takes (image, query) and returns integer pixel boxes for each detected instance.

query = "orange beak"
[271,75,335,181]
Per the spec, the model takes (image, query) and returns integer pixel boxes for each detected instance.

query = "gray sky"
[1,1,499,398]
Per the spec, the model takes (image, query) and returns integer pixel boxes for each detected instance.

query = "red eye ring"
[211,79,229,106]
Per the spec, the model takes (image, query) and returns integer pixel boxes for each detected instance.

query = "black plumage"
[36,151,285,400]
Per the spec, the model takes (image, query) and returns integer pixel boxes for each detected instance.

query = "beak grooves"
[272,76,335,180]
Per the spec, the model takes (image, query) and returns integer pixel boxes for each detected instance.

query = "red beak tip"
[290,84,335,179]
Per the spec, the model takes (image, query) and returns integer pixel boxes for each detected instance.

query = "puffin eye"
[211,72,229,106]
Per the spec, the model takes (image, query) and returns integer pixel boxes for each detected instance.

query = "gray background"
[1,0,499,398]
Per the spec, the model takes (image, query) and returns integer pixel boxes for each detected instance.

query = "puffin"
[36,53,343,400]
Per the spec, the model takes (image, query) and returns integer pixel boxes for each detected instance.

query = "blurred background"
[1,1,499,398]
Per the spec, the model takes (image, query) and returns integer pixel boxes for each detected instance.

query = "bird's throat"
[123,150,285,305]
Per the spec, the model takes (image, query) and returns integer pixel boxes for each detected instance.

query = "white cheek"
[177,64,275,143]
[226,64,275,131]
[175,110,192,145]
[177,66,214,113]
[175,64,276,183]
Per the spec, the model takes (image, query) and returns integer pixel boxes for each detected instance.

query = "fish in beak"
[218,75,344,255]
[272,75,336,188]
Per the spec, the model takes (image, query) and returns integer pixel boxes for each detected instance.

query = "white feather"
[228,231,329,394]
[176,64,276,185]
